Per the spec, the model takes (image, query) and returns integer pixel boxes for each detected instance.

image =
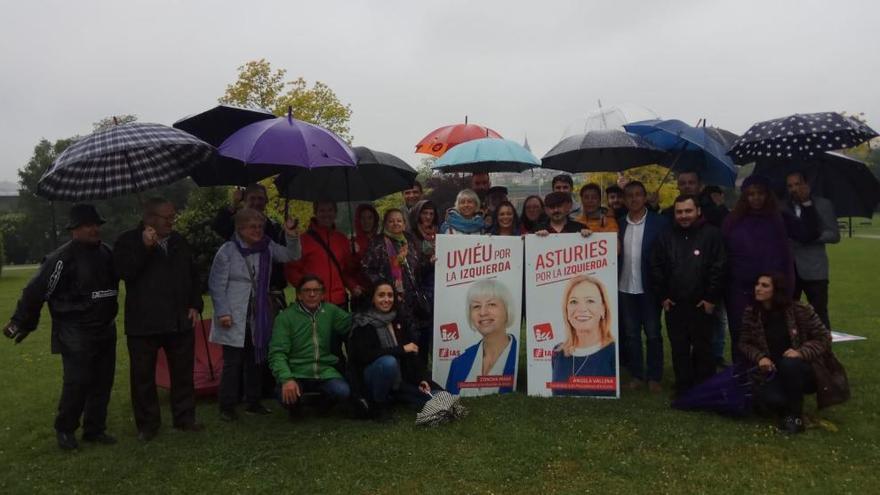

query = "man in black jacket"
[4,204,118,450]
[650,195,726,394]
[114,198,204,440]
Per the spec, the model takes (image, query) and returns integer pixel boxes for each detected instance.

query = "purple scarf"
[234,235,272,363]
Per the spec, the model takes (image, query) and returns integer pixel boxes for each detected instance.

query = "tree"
[219,59,353,142]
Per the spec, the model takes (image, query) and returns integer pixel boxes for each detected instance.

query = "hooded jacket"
[268,301,352,382]
[285,219,359,306]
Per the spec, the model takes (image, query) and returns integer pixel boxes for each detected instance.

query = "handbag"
[812,351,850,409]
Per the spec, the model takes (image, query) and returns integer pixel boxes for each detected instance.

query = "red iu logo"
[440,323,460,341]
[533,323,554,342]
[439,348,449,358]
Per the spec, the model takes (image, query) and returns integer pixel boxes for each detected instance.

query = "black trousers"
[127,331,195,432]
[665,304,716,392]
[219,326,261,410]
[55,338,116,435]
[794,276,831,330]
[753,357,816,417]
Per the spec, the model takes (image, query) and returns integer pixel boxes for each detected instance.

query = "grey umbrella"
[541,129,669,173]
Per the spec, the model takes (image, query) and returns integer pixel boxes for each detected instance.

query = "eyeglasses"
[300,288,324,294]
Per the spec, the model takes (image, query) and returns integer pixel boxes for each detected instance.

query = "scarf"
[234,234,272,363]
[353,308,399,350]
[383,230,408,286]
[441,209,484,234]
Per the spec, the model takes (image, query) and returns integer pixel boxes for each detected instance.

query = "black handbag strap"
[307,229,346,286]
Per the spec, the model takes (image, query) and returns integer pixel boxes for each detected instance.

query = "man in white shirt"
[617,181,670,393]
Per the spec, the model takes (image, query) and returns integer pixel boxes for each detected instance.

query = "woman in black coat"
[347,281,435,421]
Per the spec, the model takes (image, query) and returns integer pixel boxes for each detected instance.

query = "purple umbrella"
[671,365,756,416]
[191,108,356,185]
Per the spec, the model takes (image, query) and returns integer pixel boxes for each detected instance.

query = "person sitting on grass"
[269,275,352,418]
[739,272,849,434]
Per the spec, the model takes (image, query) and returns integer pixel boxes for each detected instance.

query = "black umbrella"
[173,104,275,147]
[173,104,278,186]
[274,146,417,202]
[754,151,880,218]
[729,112,878,165]
[541,129,669,173]
[37,122,215,201]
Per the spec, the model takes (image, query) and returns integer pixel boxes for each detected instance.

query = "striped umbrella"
[37,122,215,201]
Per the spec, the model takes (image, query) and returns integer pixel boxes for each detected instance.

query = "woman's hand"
[535,229,550,237]
[418,381,431,394]
[580,228,593,238]
[283,218,299,235]
[281,379,301,405]
[758,357,775,373]
[403,342,419,353]
[783,348,803,359]
[218,315,233,328]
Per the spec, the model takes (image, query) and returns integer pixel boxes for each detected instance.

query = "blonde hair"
[465,279,515,333]
[559,274,613,356]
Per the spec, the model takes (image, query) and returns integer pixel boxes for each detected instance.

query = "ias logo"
[533,323,554,342]
[440,323,460,342]
[533,348,553,358]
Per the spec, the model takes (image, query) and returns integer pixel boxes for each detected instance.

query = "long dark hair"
[520,195,548,232]
[752,272,791,314]
[730,180,779,222]
[490,200,521,235]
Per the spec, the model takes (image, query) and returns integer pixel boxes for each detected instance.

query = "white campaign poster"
[525,233,619,398]
[432,234,523,397]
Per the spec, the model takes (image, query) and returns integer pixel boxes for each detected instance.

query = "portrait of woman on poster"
[551,274,617,396]
[445,279,518,396]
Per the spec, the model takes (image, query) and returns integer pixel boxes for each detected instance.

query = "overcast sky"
[0,0,877,183]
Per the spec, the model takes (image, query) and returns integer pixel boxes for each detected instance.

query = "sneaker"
[56,431,79,451]
[137,430,158,442]
[779,415,805,434]
[82,432,117,445]
[219,409,238,422]
[244,403,272,415]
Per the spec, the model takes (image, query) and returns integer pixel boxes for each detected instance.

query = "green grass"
[1,239,878,494]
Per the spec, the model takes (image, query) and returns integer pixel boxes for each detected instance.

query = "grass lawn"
[0,238,878,494]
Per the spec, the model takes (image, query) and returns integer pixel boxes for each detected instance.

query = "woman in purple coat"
[722,175,803,361]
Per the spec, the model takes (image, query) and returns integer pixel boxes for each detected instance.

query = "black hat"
[544,191,573,208]
[487,185,508,196]
[66,204,105,230]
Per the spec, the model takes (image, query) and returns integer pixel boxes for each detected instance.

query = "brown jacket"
[739,301,849,409]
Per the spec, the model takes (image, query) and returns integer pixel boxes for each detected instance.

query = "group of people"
[4,168,851,450]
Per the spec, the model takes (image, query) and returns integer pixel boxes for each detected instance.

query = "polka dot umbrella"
[728,112,877,165]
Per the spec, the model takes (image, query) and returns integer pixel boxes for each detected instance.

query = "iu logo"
[440,323,460,341]
[439,348,449,358]
[533,323,554,342]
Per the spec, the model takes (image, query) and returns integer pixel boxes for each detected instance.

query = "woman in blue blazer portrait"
[445,279,518,396]
[551,274,616,396]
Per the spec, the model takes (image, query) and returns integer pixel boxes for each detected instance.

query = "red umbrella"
[415,118,502,157]
[156,318,223,396]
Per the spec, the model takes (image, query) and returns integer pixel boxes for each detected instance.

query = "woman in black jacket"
[347,280,434,421]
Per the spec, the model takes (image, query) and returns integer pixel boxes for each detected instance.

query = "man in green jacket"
[269,274,351,416]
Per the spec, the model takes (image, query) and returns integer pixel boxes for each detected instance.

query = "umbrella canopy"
[192,112,357,186]
[156,319,222,396]
[173,104,275,147]
[37,122,215,201]
[275,146,417,202]
[415,391,468,427]
[415,122,502,157]
[754,151,880,218]
[433,138,539,173]
[624,119,738,186]
[671,365,754,416]
[541,129,669,173]
[729,112,879,165]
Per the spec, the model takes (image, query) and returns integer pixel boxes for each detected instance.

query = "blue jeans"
[364,355,432,408]
[619,292,663,382]
[276,377,350,409]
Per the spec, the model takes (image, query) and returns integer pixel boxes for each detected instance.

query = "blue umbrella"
[624,119,738,187]
[433,137,539,173]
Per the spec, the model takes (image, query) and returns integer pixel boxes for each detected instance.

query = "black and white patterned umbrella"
[541,129,669,173]
[37,122,215,201]
[415,391,468,427]
[728,112,878,165]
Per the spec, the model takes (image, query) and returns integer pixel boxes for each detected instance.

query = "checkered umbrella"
[37,122,216,201]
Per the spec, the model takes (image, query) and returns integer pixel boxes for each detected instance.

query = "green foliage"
[175,186,228,293]
[0,213,27,265]
[581,165,682,209]
[92,114,138,132]
[219,59,353,142]
[0,230,4,277]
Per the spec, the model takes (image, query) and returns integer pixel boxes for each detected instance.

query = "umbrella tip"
[465,115,468,125]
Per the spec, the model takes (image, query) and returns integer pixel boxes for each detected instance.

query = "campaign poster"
[432,234,523,397]
[525,233,619,398]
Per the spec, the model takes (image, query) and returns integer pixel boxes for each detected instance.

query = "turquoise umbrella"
[433,137,539,173]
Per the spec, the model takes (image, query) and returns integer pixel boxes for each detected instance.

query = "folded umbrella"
[415,391,468,427]
[415,120,502,157]
[729,112,878,165]
[541,129,669,173]
[671,365,754,416]
[624,119,738,187]
[275,146,417,202]
[754,151,880,218]
[433,137,539,173]
[37,122,215,201]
